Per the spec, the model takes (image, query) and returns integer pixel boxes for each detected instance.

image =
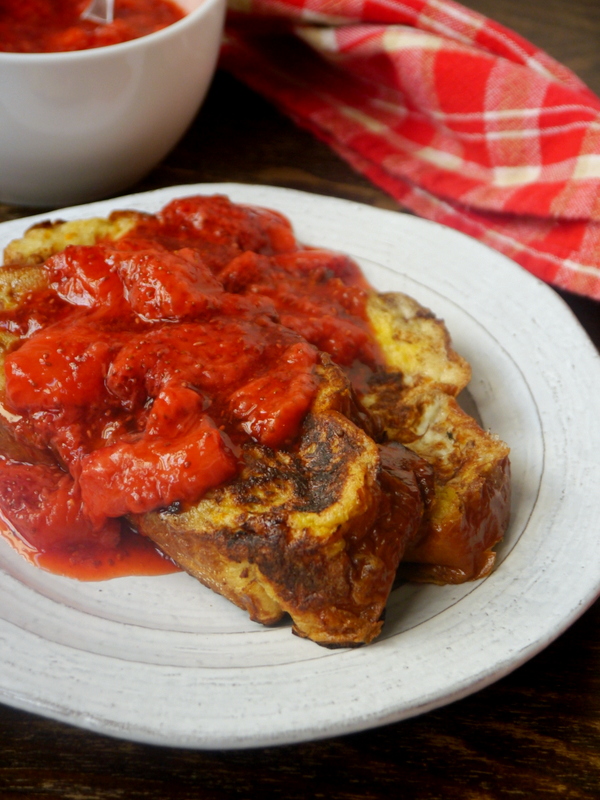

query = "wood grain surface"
[2,1,600,797]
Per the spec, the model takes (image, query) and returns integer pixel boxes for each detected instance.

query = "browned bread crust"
[136,359,429,645]
[364,293,510,583]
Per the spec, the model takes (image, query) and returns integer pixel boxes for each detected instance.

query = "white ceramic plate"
[1,184,599,749]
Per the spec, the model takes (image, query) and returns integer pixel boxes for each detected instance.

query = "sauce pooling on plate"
[0,195,382,580]
[0,0,185,53]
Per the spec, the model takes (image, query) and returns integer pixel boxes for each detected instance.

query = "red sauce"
[0,195,382,580]
[0,0,184,54]
[1,518,179,578]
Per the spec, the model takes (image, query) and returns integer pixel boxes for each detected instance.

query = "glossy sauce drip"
[1,518,179,579]
[0,195,384,580]
[0,0,184,54]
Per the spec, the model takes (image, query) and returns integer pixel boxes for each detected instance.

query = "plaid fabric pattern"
[222,0,600,299]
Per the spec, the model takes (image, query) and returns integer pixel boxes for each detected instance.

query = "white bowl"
[0,0,226,207]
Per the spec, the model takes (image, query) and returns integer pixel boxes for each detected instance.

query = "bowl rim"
[0,0,225,62]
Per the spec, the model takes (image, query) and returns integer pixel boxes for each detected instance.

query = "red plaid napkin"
[221,0,600,300]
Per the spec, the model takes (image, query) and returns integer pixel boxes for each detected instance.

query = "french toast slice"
[363,293,511,583]
[135,358,429,645]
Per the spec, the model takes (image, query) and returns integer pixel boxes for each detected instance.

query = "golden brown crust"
[135,360,426,646]
[399,453,511,584]
[364,293,511,583]
[366,292,471,394]
[2,211,145,267]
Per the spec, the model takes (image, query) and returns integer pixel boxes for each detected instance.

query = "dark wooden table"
[2,1,600,797]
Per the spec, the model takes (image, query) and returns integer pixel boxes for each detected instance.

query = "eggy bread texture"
[0,203,510,644]
[2,212,143,268]
[364,293,510,583]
